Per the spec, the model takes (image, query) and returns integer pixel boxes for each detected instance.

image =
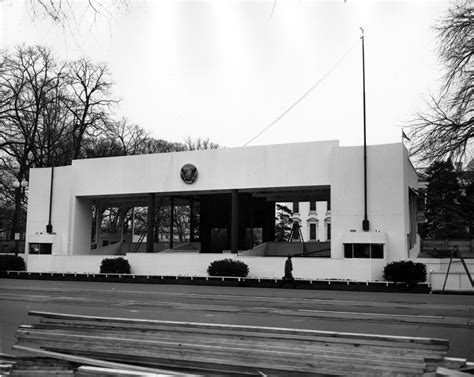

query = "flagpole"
[361,27,369,232]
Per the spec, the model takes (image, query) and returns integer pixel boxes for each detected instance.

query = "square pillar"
[170,197,175,250]
[231,190,239,253]
[146,193,155,253]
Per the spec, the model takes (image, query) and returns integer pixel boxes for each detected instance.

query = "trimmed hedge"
[207,259,249,277]
[383,260,426,285]
[100,257,131,274]
[0,255,26,272]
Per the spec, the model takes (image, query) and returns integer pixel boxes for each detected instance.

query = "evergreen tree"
[459,159,474,237]
[275,204,293,242]
[425,160,468,239]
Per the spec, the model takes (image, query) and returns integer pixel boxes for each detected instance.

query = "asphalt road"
[1,279,473,361]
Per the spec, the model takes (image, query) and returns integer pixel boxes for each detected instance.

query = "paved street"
[1,278,473,361]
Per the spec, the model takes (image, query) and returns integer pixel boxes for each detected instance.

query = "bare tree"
[80,137,124,159]
[409,2,473,164]
[141,138,187,154]
[105,117,149,156]
[0,46,120,248]
[0,46,66,244]
[0,46,65,166]
[63,58,117,159]
[183,136,219,151]
[28,1,129,26]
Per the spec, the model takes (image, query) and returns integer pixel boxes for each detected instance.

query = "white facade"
[24,140,419,280]
[285,201,331,242]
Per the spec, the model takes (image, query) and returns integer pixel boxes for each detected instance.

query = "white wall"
[403,146,420,257]
[23,254,474,291]
[330,143,410,261]
[25,166,72,255]
[430,272,473,291]
[70,197,93,255]
[72,140,338,196]
[27,255,106,273]
[26,253,386,281]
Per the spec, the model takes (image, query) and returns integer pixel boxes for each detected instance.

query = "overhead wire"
[243,38,361,147]
[269,0,277,21]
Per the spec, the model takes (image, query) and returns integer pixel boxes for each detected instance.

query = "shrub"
[0,255,26,272]
[383,260,426,285]
[100,257,131,274]
[207,259,249,277]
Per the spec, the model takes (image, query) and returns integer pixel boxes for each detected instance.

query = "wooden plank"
[34,346,412,377]
[435,367,473,377]
[35,315,443,350]
[14,336,426,375]
[32,319,449,355]
[16,324,440,372]
[75,352,264,377]
[8,370,74,375]
[11,346,201,377]
[15,327,427,370]
[76,365,178,376]
[440,357,467,370]
[30,311,450,347]
[22,328,444,361]
[14,337,424,376]
[17,326,430,364]
[74,352,333,377]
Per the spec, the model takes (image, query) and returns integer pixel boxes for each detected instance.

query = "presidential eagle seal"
[180,163,198,184]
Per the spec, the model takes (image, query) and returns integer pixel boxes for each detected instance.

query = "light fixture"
[12,178,28,188]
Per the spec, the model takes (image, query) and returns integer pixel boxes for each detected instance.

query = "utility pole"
[361,27,369,232]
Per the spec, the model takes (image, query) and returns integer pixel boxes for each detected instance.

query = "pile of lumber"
[0,353,74,376]
[1,351,194,376]
[13,311,470,376]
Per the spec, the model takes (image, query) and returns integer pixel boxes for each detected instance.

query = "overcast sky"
[1,0,451,148]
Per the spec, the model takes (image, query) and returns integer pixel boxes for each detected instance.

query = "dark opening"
[344,243,384,259]
[29,243,52,254]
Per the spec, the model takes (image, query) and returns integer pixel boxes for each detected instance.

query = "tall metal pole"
[361,28,369,232]
[46,166,54,233]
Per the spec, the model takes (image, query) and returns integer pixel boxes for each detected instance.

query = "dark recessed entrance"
[89,186,330,254]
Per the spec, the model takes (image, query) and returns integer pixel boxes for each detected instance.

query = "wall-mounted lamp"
[12,177,28,256]
[13,178,28,188]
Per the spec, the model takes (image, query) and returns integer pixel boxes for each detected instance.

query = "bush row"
[383,260,426,285]
[0,255,26,272]
[207,259,249,277]
[100,257,131,274]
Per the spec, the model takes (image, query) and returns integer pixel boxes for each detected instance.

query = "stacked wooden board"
[12,311,468,376]
[0,353,74,376]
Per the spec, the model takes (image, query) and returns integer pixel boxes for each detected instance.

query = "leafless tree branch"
[408,1,473,165]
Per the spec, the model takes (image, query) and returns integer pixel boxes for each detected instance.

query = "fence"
[420,239,473,257]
